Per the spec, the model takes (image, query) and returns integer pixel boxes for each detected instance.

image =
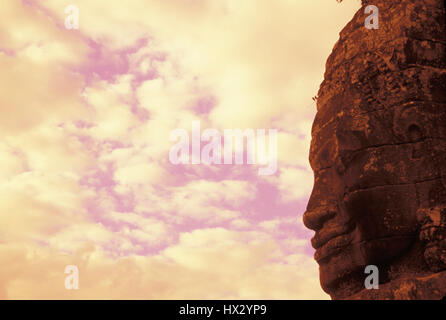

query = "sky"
[0,0,360,299]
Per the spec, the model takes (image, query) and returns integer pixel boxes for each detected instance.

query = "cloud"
[0,0,361,299]
[276,167,315,203]
[0,228,327,299]
[0,171,88,242]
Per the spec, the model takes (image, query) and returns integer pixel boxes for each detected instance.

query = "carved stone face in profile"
[304,98,446,297]
[302,0,446,299]
[303,46,446,298]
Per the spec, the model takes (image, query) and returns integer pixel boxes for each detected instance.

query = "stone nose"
[303,207,336,231]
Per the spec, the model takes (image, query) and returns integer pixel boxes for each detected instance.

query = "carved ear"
[417,207,446,272]
[393,102,446,143]
[392,104,426,143]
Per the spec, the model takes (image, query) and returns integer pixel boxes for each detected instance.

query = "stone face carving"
[303,0,446,299]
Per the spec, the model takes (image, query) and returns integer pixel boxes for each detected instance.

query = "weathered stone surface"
[349,270,446,299]
[303,0,446,299]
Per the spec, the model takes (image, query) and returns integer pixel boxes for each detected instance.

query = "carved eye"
[408,124,423,142]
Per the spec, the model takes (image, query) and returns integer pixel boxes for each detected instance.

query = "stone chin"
[305,181,421,297]
[316,235,415,298]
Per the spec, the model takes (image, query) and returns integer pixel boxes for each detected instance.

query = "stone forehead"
[310,105,446,172]
[313,109,445,157]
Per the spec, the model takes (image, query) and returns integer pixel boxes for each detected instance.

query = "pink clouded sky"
[0,0,360,299]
